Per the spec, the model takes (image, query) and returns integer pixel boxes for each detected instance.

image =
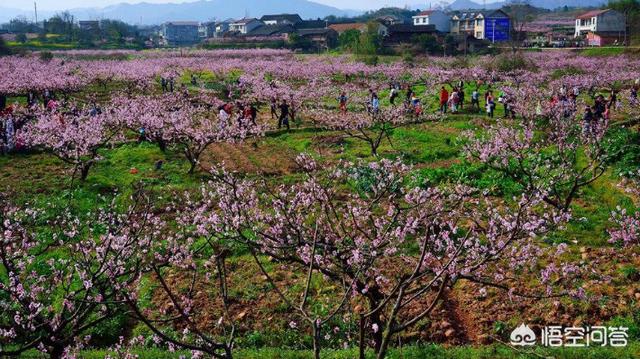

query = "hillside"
[70,0,355,25]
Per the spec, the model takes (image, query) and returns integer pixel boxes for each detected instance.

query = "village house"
[260,14,303,26]
[329,21,389,37]
[246,24,295,38]
[229,18,262,34]
[384,24,438,45]
[214,21,231,37]
[297,28,338,50]
[328,23,368,34]
[162,21,200,45]
[574,9,626,45]
[450,10,510,42]
[412,10,450,32]
[574,9,625,37]
[377,15,404,26]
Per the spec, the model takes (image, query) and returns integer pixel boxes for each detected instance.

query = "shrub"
[0,37,12,56]
[486,51,536,72]
[16,33,28,44]
[603,127,640,177]
[357,55,379,66]
[39,50,54,62]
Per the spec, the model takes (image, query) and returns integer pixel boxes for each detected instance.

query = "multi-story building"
[229,18,262,34]
[412,10,450,32]
[574,9,626,38]
[162,21,200,45]
[198,24,208,39]
[451,10,510,42]
[214,21,231,37]
[260,14,303,26]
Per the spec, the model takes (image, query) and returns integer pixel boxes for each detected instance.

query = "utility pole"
[34,2,38,24]
[492,19,496,43]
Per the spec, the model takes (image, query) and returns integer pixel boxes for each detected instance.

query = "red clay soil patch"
[148,247,640,347]
[0,154,69,195]
[200,141,298,176]
[451,246,640,344]
[149,259,336,341]
[414,158,461,170]
[310,133,347,156]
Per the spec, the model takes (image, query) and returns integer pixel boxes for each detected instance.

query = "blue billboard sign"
[485,18,510,42]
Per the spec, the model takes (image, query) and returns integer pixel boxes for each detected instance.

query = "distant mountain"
[447,0,504,10]
[0,6,48,23]
[65,0,357,25]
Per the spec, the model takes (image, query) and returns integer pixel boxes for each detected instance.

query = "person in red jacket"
[439,86,449,114]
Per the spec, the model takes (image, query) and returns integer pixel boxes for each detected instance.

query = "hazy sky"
[3,0,433,11]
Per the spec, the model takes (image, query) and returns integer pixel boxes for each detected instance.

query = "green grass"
[16,343,640,359]
[580,47,626,57]
[3,64,640,357]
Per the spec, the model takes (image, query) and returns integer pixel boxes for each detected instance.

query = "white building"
[229,18,262,34]
[412,10,450,32]
[574,9,626,37]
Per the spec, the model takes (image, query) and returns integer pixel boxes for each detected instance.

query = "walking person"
[405,86,414,108]
[242,104,253,126]
[389,84,398,106]
[372,93,380,114]
[250,104,258,126]
[161,77,168,93]
[439,86,449,114]
[339,92,348,113]
[3,107,15,153]
[582,106,595,137]
[219,104,230,123]
[278,99,290,131]
[486,94,495,118]
[471,88,480,112]
[449,88,459,114]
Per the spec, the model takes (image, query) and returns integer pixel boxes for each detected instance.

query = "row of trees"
[4,68,638,359]
[0,148,589,358]
[14,92,264,180]
[3,12,146,48]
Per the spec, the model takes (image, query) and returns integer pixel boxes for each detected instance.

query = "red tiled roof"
[576,9,609,20]
[416,10,435,16]
[328,23,366,33]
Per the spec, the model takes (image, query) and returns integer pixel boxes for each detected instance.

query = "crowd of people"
[0,89,107,154]
[3,76,639,155]
[217,101,259,128]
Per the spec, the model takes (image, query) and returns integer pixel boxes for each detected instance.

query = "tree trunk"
[369,312,383,353]
[376,327,394,359]
[80,162,92,181]
[223,345,233,359]
[188,159,197,174]
[358,315,366,359]
[49,344,65,359]
[312,321,321,359]
[157,138,167,152]
[370,142,378,157]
